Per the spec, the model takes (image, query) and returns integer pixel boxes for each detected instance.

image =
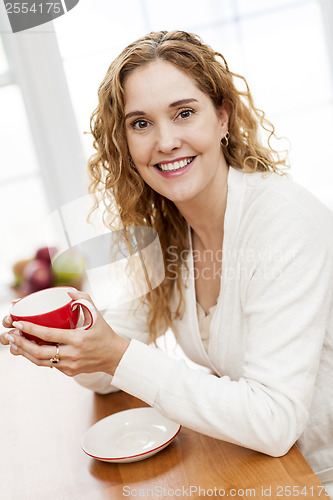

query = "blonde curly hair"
[88,30,289,342]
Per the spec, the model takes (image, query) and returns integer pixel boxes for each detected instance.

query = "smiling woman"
[2,30,333,498]
[87,30,289,340]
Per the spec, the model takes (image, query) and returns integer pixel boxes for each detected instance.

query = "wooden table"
[0,345,327,500]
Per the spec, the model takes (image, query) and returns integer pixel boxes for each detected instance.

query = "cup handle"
[71,299,97,330]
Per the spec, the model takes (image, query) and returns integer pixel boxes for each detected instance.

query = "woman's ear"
[217,98,231,133]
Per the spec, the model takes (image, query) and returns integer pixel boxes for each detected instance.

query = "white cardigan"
[75,167,333,482]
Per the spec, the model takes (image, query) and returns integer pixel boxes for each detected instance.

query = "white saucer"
[81,407,181,463]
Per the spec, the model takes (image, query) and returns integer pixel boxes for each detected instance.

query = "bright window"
[54,0,333,208]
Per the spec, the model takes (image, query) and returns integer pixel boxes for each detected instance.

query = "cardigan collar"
[182,166,247,369]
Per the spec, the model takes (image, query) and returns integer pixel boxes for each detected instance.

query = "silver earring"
[221,131,229,147]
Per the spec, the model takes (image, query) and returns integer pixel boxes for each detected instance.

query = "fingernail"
[12,321,23,330]
[4,315,11,324]
[9,342,18,351]
[5,334,15,343]
[13,329,22,336]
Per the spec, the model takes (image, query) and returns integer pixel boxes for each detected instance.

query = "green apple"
[52,249,85,287]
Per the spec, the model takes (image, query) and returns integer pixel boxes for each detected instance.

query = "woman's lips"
[153,157,196,178]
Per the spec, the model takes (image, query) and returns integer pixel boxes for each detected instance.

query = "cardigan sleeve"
[111,204,333,457]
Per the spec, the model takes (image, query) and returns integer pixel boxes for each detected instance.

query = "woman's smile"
[154,156,196,177]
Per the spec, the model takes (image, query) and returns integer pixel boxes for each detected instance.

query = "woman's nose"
[155,124,182,153]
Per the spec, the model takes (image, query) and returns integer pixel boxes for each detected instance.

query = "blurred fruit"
[23,259,54,292]
[35,246,58,264]
[11,246,85,296]
[52,249,85,287]
[12,258,33,287]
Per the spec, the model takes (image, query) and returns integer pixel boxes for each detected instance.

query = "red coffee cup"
[10,287,97,345]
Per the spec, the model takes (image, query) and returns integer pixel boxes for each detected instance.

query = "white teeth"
[158,157,193,171]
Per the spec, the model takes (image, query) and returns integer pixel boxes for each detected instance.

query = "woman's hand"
[0,291,130,377]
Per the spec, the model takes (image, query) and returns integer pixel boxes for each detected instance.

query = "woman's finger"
[8,341,77,376]
[1,327,21,345]
[7,334,70,363]
[0,332,10,345]
[11,320,71,345]
[9,344,60,368]
[2,315,13,328]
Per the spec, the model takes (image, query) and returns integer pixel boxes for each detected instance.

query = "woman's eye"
[177,109,194,120]
[132,120,149,130]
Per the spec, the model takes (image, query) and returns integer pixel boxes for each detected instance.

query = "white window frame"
[0,3,86,212]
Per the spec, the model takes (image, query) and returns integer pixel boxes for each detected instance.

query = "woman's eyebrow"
[125,110,146,121]
[169,98,198,108]
[125,98,198,122]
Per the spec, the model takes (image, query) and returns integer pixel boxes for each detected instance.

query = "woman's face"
[124,59,229,207]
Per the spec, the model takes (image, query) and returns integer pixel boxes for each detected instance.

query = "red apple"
[23,259,54,292]
[35,246,58,264]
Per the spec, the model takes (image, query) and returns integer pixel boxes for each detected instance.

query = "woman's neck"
[175,165,229,251]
